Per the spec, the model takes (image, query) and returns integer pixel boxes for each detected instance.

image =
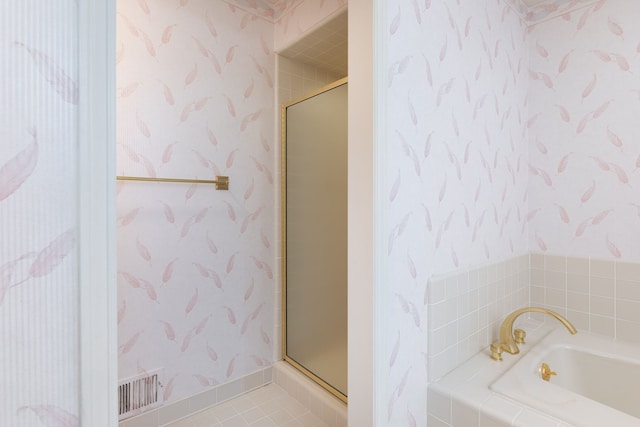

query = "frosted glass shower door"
[282,79,348,401]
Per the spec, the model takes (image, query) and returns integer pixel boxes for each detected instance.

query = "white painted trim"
[78,0,117,425]
[348,0,376,425]
[372,0,387,425]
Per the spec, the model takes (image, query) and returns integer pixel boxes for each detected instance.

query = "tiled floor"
[166,383,331,427]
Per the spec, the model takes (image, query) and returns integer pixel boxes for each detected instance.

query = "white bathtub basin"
[491,328,640,427]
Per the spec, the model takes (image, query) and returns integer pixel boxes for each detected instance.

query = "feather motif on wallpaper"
[17,405,78,427]
[23,229,77,279]
[15,42,78,105]
[0,129,39,202]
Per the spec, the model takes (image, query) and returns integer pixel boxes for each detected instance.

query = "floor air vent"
[118,369,164,420]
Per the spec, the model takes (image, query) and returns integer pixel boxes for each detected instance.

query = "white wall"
[383,0,530,424]
[0,0,80,425]
[116,0,276,405]
[13,1,638,425]
[348,0,377,424]
[116,0,354,413]
[527,0,640,260]
[385,0,640,425]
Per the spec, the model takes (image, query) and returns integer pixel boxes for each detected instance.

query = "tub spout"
[490,307,577,361]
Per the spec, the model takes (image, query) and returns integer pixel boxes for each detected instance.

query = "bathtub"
[490,327,640,427]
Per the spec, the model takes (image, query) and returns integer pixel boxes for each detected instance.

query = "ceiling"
[225,0,556,22]
[279,11,348,77]
[224,0,554,77]
[223,0,347,76]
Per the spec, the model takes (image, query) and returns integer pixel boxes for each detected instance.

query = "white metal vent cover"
[118,369,164,420]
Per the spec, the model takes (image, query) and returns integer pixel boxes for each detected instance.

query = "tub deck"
[491,327,640,426]
[428,320,640,427]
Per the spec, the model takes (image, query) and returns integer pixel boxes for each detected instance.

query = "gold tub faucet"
[490,307,577,361]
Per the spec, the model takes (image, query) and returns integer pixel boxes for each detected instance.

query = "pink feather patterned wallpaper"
[2,0,637,425]
[1,0,79,426]
[527,0,640,259]
[116,0,276,406]
[384,1,530,424]
[385,0,639,425]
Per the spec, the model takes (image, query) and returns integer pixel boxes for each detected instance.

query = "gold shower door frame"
[281,77,348,403]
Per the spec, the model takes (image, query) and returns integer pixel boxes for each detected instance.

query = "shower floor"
[166,383,331,427]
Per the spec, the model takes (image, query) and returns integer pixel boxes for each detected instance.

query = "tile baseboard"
[273,361,347,427]
[118,367,273,427]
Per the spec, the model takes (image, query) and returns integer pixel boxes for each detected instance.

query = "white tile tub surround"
[426,253,640,426]
[427,254,531,381]
[427,321,571,427]
[529,253,640,344]
[272,361,347,427]
[427,253,640,382]
[118,368,272,427]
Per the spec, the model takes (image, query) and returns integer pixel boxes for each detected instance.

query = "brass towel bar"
[116,175,229,190]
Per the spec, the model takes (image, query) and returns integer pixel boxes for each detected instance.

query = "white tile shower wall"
[530,253,640,343]
[278,55,343,106]
[275,20,345,364]
[427,255,530,381]
[275,23,345,368]
[118,367,272,427]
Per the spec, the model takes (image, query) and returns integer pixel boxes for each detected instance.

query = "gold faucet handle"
[514,328,526,344]
[541,363,556,381]
[490,342,503,361]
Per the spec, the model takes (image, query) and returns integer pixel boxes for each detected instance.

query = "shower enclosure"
[281,78,348,402]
